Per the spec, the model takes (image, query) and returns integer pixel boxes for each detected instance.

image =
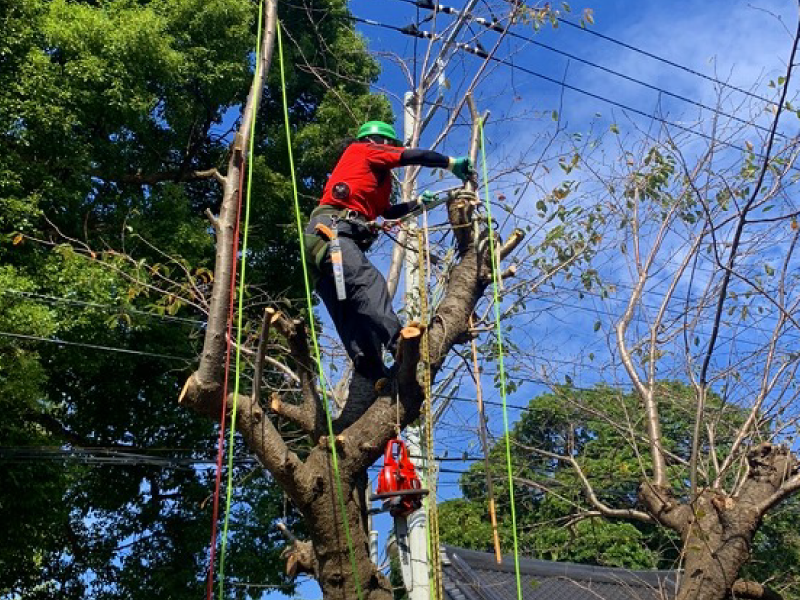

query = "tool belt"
[303,204,378,272]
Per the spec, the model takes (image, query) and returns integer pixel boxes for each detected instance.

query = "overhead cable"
[394,0,775,105]
[350,15,797,172]
[0,330,194,362]
[399,0,782,139]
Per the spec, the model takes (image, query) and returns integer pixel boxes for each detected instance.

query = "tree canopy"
[440,383,800,597]
[0,0,388,597]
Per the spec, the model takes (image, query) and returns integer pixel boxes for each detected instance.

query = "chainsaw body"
[375,438,423,517]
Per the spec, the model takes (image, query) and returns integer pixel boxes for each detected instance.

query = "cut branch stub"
[396,323,424,377]
[499,228,525,260]
[278,522,317,578]
[178,372,224,421]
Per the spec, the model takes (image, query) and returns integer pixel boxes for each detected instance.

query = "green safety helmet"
[356,120,401,145]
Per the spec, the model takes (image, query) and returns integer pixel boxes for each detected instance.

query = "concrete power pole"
[393,90,431,600]
[394,3,482,593]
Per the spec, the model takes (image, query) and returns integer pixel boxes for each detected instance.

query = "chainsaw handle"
[383,438,409,466]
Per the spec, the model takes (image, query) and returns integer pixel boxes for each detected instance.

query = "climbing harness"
[278,21,366,600]
[479,118,523,600]
[373,438,427,517]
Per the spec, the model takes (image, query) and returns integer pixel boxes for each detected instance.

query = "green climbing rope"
[217,2,263,597]
[277,20,365,600]
[479,119,523,600]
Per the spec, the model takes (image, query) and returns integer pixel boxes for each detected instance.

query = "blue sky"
[262,1,800,598]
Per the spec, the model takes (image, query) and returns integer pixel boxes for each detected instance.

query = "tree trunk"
[640,444,798,600]
[304,458,393,600]
[675,491,756,600]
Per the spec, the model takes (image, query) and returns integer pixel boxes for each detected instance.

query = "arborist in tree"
[304,120,474,386]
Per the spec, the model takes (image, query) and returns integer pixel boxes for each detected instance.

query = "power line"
[2,288,205,326]
[553,15,775,105]
[394,0,774,106]
[397,0,781,139]
[0,446,686,502]
[0,446,640,489]
[0,330,194,363]
[350,15,796,168]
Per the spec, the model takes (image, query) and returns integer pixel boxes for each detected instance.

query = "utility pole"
[394,90,430,600]
[394,4,481,591]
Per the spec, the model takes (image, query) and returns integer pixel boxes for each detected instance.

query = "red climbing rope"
[205,160,247,600]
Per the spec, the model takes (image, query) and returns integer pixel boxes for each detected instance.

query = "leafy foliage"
[0,0,389,597]
[440,383,756,570]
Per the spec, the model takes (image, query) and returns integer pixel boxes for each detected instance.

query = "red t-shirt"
[320,142,404,221]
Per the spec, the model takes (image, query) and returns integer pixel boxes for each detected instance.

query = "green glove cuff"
[451,156,473,182]
[417,190,437,207]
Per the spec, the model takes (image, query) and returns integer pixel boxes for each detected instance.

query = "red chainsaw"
[372,438,428,517]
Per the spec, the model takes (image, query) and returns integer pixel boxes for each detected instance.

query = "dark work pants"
[307,214,401,381]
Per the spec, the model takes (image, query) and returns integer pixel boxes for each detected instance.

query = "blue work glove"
[449,156,475,182]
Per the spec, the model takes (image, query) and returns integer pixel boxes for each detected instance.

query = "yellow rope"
[418,227,443,600]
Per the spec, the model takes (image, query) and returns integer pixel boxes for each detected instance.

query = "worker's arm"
[383,191,440,220]
[399,148,450,169]
[383,200,419,220]
[401,148,474,182]
[366,144,473,181]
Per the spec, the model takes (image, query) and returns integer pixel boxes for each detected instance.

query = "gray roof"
[442,547,677,600]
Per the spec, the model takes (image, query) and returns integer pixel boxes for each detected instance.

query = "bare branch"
[112,168,225,186]
[514,440,655,524]
[272,313,325,436]
[253,308,281,406]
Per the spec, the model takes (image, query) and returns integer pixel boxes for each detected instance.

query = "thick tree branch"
[731,580,784,600]
[272,313,325,436]
[192,0,277,390]
[336,327,424,479]
[271,392,315,434]
[638,482,692,532]
[235,391,314,503]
